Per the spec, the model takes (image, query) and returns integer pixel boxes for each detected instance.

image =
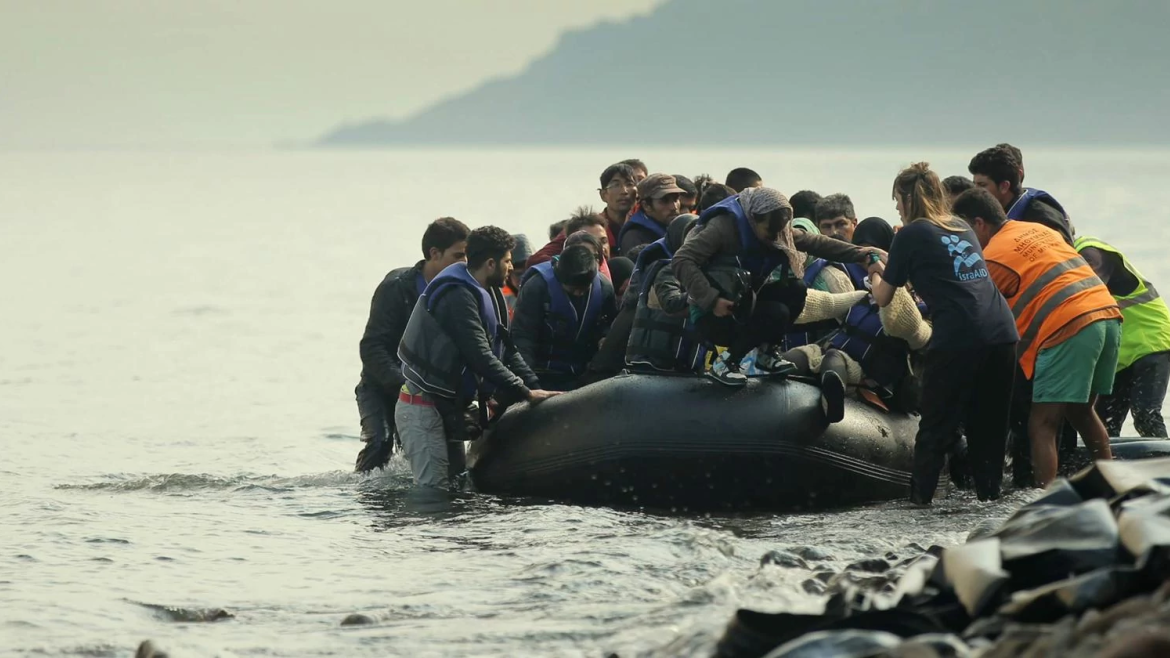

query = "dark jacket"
[619,213,669,256]
[1016,196,1074,245]
[1080,246,1139,297]
[358,262,425,394]
[626,258,701,372]
[401,282,539,403]
[511,270,617,375]
[672,214,870,312]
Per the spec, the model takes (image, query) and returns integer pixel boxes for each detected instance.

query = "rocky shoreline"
[712,457,1170,657]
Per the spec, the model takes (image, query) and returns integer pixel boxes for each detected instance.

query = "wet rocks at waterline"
[714,457,1170,658]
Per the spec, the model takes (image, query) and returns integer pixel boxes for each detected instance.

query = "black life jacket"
[626,259,707,373]
[519,261,606,375]
[783,259,869,349]
[399,263,506,400]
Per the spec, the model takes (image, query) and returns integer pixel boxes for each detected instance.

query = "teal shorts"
[1032,319,1121,404]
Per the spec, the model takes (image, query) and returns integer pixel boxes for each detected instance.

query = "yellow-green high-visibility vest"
[1075,236,1170,370]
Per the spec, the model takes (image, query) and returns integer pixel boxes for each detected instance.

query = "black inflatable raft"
[468,372,1170,512]
[468,372,922,512]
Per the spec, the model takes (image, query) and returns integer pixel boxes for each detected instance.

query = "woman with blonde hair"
[871,162,1018,505]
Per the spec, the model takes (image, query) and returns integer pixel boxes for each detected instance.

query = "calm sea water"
[2,148,1168,657]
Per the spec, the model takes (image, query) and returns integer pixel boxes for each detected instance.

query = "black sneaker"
[755,348,797,377]
[821,370,846,423]
[708,357,748,387]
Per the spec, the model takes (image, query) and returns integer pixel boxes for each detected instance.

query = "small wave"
[131,601,233,623]
[55,471,364,493]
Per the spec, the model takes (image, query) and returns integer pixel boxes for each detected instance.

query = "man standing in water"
[353,218,470,473]
[1076,235,1170,437]
[396,227,560,489]
[954,188,1120,487]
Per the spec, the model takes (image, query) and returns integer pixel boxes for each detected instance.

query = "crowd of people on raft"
[352,144,1170,506]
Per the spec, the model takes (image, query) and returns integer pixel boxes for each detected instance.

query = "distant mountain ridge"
[319,0,1170,146]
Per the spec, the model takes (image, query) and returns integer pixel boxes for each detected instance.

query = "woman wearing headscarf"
[672,187,884,386]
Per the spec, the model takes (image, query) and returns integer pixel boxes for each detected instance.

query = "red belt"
[399,390,435,407]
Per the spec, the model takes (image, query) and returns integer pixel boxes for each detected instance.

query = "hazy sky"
[0,0,661,148]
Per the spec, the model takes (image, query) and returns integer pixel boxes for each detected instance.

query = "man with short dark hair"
[618,173,686,255]
[997,142,1025,182]
[512,244,617,390]
[815,193,858,242]
[698,183,735,213]
[968,145,1073,244]
[790,190,822,220]
[354,217,470,473]
[943,175,975,201]
[618,158,648,181]
[527,208,612,279]
[548,220,568,242]
[725,167,763,193]
[953,187,1120,487]
[596,163,639,253]
[396,227,560,489]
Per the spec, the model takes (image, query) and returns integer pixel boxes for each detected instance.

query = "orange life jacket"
[502,282,519,320]
[983,220,1120,378]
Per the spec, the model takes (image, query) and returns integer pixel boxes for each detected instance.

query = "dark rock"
[341,613,377,626]
[136,640,168,658]
[801,578,827,595]
[1101,630,1170,658]
[760,550,810,570]
[885,551,900,562]
[844,558,891,573]
[1075,595,1159,638]
[791,546,834,561]
[814,571,836,583]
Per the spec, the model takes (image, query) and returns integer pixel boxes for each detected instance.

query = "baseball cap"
[636,174,687,201]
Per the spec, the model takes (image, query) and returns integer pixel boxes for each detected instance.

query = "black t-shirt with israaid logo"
[883,219,1019,351]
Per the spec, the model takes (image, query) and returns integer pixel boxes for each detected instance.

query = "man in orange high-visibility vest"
[953,188,1121,488]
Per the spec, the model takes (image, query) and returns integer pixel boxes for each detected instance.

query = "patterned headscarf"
[738,187,802,278]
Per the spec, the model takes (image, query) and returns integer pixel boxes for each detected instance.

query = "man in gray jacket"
[396,227,561,489]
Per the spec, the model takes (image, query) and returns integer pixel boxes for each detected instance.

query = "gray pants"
[394,386,467,489]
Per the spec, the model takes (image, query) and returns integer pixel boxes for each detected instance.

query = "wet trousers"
[911,343,1016,504]
[394,385,467,489]
[1097,351,1170,438]
[355,381,396,447]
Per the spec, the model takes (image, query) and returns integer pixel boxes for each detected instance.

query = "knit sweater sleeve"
[880,287,932,350]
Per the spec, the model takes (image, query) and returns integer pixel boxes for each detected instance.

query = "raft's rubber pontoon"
[468,372,924,511]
